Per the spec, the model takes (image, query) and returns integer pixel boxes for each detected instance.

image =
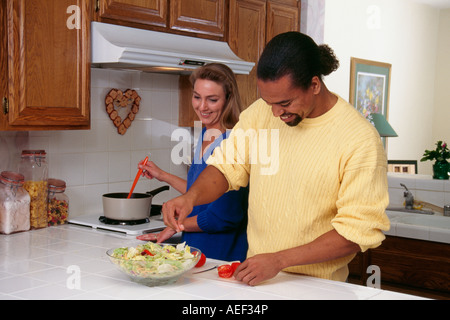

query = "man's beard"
[285,114,303,127]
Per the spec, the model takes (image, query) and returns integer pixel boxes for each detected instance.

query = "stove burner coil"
[99,216,149,226]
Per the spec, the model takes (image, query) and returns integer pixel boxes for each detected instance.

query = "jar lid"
[21,150,46,157]
[48,178,66,191]
[0,171,25,186]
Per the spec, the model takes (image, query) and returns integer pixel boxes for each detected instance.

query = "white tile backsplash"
[84,120,110,152]
[0,69,189,218]
[130,119,153,150]
[151,119,174,149]
[108,151,131,183]
[53,153,85,186]
[84,152,109,185]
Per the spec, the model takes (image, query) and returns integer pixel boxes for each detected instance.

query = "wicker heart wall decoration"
[105,88,141,135]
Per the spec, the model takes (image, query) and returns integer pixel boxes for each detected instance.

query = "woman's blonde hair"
[190,63,243,130]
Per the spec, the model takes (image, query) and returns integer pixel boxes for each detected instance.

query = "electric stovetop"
[68,205,166,236]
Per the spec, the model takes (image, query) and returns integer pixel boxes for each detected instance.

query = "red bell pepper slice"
[141,249,154,256]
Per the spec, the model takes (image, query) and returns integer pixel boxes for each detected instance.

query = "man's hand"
[162,166,229,232]
[162,195,194,232]
[234,253,282,286]
[234,230,361,286]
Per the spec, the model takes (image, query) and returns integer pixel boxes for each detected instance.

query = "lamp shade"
[370,113,398,137]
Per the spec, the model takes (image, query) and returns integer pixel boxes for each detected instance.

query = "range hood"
[91,22,254,75]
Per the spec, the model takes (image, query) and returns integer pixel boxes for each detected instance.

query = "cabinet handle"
[95,0,99,12]
[2,97,8,115]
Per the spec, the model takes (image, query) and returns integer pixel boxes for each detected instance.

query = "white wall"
[322,0,449,175]
[433,9,450,150]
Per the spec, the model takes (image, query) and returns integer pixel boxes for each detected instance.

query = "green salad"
[108,242,198,278]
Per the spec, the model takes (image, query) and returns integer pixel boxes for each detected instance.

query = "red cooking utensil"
[127,156,149,199]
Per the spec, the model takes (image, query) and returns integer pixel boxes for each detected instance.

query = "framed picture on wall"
[349,58,392,119]
[387,160,418,174]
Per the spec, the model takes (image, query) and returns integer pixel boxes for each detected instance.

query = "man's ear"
[310,76,321,95]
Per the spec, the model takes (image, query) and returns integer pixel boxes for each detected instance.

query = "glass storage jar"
[0,171,31,235]
[47,179,69,226]
[18,150,48,229]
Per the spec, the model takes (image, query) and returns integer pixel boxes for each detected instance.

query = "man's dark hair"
[257,32,340,90]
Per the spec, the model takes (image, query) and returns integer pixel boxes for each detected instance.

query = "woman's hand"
[136,227,177,243]
[138,161,187,194]
[139,160,165,181]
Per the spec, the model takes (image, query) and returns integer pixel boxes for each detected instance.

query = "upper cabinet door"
[96,0,225,40]
[3,0,90,129]
[97,0,168,29]
[227,0,300,109]
[228,0,266,108]
[266,1,299,42]
[170,0,226,39]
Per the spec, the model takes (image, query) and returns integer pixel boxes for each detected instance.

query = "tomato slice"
[195,253,206,268]
[217,264,234,278]
[231,262,241,272]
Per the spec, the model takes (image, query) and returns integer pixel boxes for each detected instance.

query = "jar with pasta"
[47,178,69,226]
[0,171,31,235]
[18,150,48,229]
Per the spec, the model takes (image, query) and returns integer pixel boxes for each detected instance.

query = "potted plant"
[420,141,450,180]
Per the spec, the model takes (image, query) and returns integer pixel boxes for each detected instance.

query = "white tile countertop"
[0,224,426,301]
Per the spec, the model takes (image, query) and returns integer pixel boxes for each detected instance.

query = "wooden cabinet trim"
[178,75,198,127]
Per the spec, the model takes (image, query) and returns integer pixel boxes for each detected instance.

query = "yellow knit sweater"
[207,95,390,281]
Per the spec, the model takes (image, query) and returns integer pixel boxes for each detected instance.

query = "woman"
[137,63,248,262]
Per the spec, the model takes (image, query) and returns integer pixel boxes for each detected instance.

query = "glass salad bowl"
[106,242,201,287]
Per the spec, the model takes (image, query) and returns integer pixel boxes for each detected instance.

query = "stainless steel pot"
[102,186,169,221]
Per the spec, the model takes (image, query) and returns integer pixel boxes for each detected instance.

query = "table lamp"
[370,113,398,137]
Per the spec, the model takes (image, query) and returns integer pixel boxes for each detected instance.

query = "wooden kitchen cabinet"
[95,0,168,30]
[95,0,226,40]
[228,0,300,108]
[178,75,198,127]
[266,1,300,43]
[228,0,266,109]
[348,236,450,300]
[1,0,91,130]
[170,0,227,38]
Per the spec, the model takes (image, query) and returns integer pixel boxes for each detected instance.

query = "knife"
[192,265,219,274]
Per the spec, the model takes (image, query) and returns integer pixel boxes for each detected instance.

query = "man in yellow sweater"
[163,32,390,285]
